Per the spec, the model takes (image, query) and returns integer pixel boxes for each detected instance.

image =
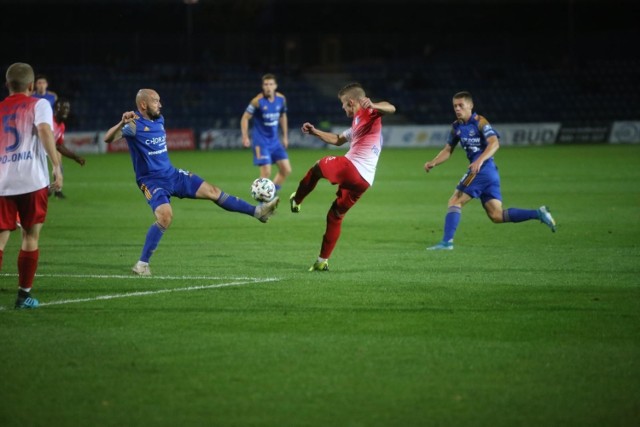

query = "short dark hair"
[262,73,276,82]
[35,74,49,82]
[453,91,473,102]
[338,82,365,99]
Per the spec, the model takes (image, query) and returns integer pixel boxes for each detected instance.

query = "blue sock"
[442,206,462,243]
[503,208,538,223]
[275,183,281,193]
[216,191,255,216]
[140,222,166,263]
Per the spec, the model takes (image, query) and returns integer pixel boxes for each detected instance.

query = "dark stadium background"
[1,0,638,132]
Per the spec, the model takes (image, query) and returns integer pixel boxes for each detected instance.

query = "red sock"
[320,210,343,259]
[294,168,321,204]
[18,249,39,290]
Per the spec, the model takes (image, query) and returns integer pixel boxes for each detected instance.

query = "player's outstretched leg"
[290,164,323,213]
[254,197,280,223]
[537,206,557,232]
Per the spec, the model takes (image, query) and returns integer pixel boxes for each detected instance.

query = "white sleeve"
[34,98,54,128]
[341,128,353,142]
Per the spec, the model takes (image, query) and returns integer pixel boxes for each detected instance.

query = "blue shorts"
[253,140,288,166]
[138,168,205,212]
[456,163,502,205]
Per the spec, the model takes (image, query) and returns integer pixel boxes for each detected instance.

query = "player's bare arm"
[469,135,499,174]
[425,144,454,173]
[240,111,253,148]
[301,122,346,146]
[104,111,137,143]
[362,98,396,115]
[57,144,86,166]
[372,101,396,115]
[280,113,289,148]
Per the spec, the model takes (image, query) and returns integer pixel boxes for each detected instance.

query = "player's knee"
[488,210,503,223]
[156,209,173,228]
[198,182,220,200]
[330,202,349,219]
[157,215,172,229]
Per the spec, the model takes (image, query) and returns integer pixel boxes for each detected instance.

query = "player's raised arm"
[361,97,396,115]
[104,111,137,143]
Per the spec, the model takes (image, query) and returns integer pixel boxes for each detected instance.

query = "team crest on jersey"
[144,126,150,131]
[469,130,476,136]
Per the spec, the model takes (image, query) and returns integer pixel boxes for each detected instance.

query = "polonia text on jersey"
[0,150,33,164]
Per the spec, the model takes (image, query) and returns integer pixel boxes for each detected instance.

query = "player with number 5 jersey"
[0,62,63,309]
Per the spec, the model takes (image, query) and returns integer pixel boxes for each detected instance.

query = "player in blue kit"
[424,91,556,250]
[104,89,279,276]
[240,73,291,194]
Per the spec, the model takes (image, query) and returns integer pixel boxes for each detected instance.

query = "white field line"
[0,273,279,281]
[0,274,280,311]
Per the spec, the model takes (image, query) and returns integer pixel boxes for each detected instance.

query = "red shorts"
[317,156,370,213]
[0,187,49,231]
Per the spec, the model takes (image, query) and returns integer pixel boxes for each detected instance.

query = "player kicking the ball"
[104,89,279,276]
[290,83,395,271]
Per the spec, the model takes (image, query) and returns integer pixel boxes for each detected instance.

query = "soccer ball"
[250,177,276,202]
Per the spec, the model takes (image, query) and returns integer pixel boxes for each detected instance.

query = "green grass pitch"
[1,144,638,426]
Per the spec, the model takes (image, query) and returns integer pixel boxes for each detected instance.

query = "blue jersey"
[245,93,287,144]
[32,92,56,108]
[122,111,175,181]
[448,113,503,203]
[447,113,500,164]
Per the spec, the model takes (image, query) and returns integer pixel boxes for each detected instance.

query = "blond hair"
[6,63,34,93]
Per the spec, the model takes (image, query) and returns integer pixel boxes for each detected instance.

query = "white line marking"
[0,273,279,281]
[0,275,280,311]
